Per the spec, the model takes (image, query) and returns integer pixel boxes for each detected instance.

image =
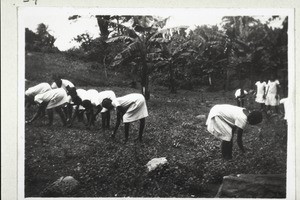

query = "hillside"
[24,51,287,198]
[25,52,130,87]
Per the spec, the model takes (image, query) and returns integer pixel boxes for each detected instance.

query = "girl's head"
[102,98,114,110]
[82,100,92,110]
[67,87,77,98]
[72,96,82,106]
[52,74,62,88]
[269,74,277,82]
[247,110,263,125]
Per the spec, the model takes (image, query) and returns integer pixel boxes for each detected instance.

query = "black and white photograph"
[18,7,295,199]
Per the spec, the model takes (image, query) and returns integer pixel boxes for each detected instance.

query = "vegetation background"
[24,15,288,197]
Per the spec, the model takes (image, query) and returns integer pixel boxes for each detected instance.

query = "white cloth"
[206,104,247,141]
[112,93,148,123]
[34,88,68,109]
[234,89,248,98]
[25,83,51,97]
[73,89,87,110]
[51,79,74,92]
[86,89,99,101]
[280,98,291,121]
[91,90,116,112]
[255,81,266,103]
[265,80,280,106]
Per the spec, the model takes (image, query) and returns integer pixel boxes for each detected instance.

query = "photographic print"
[19,7,295,199]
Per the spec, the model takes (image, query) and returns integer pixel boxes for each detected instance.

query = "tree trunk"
[169,64,176,93]
[141,56,150,100]
[103,55,108,80]
[96,15,110,39]
[225,68,230,91]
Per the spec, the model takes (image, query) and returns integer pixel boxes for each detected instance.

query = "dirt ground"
[24,85,287,197]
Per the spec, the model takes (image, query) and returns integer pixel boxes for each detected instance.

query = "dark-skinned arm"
[26,102,48,124]
[276,83,281,100]
[112,106,123,136]
[93,105,102,120]
[67,104,80,127]
[86,105,94,129]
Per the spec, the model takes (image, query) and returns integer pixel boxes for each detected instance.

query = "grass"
[24,52,287,197]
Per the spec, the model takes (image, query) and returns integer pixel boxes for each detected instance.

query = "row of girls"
[25,75,148,142]
[235,74,287,116]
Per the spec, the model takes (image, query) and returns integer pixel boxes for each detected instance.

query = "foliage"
[66,15,288,94]
[105,16,172,99]
[25,24,59,53]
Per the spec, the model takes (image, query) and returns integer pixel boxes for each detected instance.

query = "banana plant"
[106,16,187,100]
[152,33,203,93]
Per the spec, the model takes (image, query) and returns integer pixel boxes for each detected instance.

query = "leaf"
[154,60,169,68]
[149,37,170,44]
[106,36,134,43]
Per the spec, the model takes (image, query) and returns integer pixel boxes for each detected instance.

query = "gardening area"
[24,52,288,197]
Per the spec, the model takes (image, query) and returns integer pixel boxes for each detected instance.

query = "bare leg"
[47,109,54,126]
[101,113,106,129]
[138,118,145,142]
[67,104,73,120]
[221,139,233,160]
[124,123,129,142]
[55,107,67,126]
[106,111,111,129]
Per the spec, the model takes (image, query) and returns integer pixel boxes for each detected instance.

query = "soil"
[24,86,287,197]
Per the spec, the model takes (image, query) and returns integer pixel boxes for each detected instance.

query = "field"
[24,52,287,197]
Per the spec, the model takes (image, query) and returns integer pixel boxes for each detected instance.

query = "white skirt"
[207,116,232,141]
[255,94,265,103]
[123,95,148,123]
[265,93,279,106]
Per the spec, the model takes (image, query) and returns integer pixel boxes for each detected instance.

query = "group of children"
[235,75,281,113]
[206,75,286,160]
[26,74,286,160]
[25,75,148,142]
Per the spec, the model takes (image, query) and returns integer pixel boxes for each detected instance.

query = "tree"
[106,16,170,100]
[36,23,56,48]
[25,24,57,52]
[152,28,201,93]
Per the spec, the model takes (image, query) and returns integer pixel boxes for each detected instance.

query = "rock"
[216,174,286,198]
[196,115,206,121]
[41,176,79,197]
[146,157,168,172]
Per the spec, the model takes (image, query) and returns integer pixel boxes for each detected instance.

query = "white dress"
[73,89,88,110]
[34,88,69,109]
[255,81,266,103]
[112,93,148,123]
[206,104,247,141]
[51,79,74,92]
[25,83,51,97]
[234,89,248,98]
[265,80,280,106]
[91,90,116,112]
[280,98,291,121]
[85,89,99,102]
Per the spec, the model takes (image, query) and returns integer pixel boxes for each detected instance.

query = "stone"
[216,174,286,198]
[196,115,206,121]
[41,176,79,197]
[146,157,168,172]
